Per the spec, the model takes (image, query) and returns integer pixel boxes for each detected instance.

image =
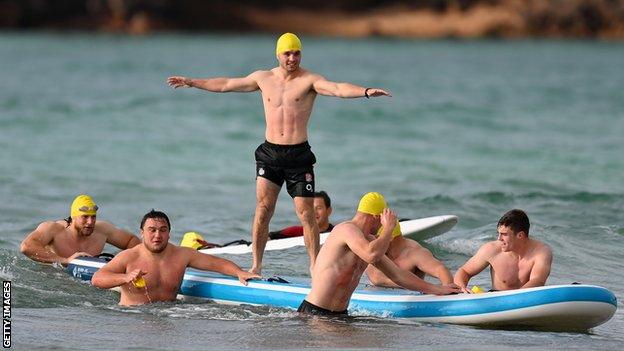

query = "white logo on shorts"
[306,184,313,191]
[258,168,265,176]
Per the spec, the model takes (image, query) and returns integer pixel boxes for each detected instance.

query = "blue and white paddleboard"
[202,215,458,255]
[67,257,616,331]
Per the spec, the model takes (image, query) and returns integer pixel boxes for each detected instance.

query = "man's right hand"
[380,208,397,232]
[167,76,191,89]
[61,251,92,265]
[125,268,147,284]
[248,266,262,276]
[435,283,462,295]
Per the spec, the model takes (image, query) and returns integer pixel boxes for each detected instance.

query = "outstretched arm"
[454,243,493,293]
[411,246,454,285]
[187,249,260,285]
[373,256,460,295]
[20,222,91,265]
[167,72,260,93]
[312,76,391,99]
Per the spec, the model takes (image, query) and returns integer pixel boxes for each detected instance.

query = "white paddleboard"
[201,215,458,255]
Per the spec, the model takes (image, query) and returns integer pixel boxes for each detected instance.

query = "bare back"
[255,68,320,145]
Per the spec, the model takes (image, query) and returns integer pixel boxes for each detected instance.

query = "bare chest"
[490,254,534,287]
[52,232,107,257]
[259,78,314,109]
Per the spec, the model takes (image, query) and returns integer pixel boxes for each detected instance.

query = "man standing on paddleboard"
[167,33,390,276]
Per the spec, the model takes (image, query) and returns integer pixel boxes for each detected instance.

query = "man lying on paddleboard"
[299,192,460,316]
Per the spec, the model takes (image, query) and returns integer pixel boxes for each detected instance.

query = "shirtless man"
[167,33,390,275]
[365,224,454,288]
[298,192,460,316]
[454,209,553,292]
[20,194,140,265]
[269,191,333,239]
[91,210,260,306]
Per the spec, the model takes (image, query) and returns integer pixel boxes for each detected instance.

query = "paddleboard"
[67,257,616,331]
[202,215,458,255]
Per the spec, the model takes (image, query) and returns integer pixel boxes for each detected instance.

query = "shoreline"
[2,2,624,39]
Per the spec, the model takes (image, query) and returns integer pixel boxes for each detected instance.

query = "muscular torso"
[119,245,189,305]
[488,241,544,290]
[49,220,108,257]
[256,68,318,145]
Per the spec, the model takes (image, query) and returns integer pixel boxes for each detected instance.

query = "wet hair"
[497,209,530,236]
[314,191,331,208]
[64,216,72,227]
[140,209,171,230]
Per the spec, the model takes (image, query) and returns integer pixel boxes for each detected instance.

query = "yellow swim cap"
[70,194,98,218]
[276,33,302,55]
[357,192,387,215]
[377,220,402,238]
[180,231,205,250]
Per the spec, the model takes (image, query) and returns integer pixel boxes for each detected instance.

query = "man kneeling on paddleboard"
[92,210,260,306]
[454,209,553,292]
[365,223,455,289]
[299,192,460,316]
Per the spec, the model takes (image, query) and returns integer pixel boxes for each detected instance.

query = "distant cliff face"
[1,0,623,38]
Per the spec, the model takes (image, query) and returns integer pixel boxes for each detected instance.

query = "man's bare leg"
[250,177,280,275]
[294,196,319,276]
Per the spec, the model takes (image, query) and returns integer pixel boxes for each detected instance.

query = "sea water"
[1,32,623,350]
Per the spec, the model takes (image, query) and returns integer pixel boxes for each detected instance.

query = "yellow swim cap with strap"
[70,194,98,218]
[180,231,206,250]
[357,192,387,215]
[276,33,302,55]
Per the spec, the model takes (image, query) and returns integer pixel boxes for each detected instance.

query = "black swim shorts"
[254,140,316,198]
[297,299,348,316]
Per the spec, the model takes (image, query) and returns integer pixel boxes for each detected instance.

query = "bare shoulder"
[403,238,425,251]
[254,69,274,78]
[306,70,325,82]
[94,220,115,230]
[332,221,358,236]
[532,239,553,257]
[35,220,67,235]
[107,245,137,265]
[477,241,501,258]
